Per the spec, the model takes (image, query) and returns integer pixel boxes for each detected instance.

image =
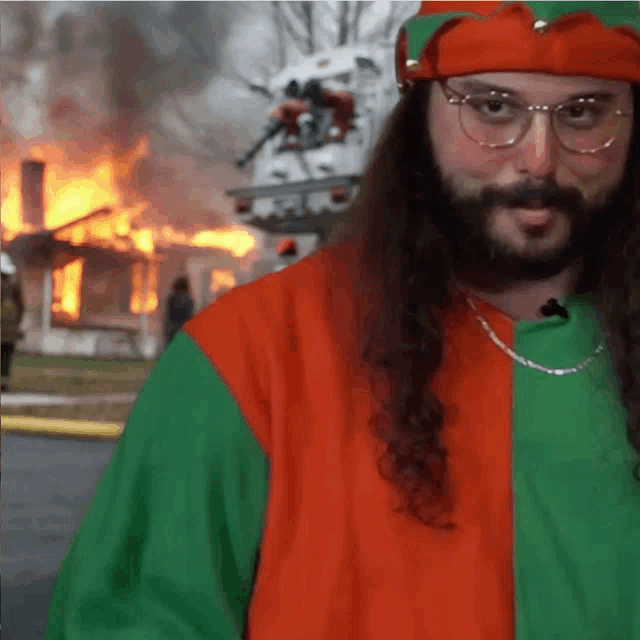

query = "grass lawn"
[2,402,135,423]
[2,353,157,422]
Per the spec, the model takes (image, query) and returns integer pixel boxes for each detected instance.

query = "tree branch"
[279,4,308,52]
[337,1,350,46]
[300,2,315,54]
[282,2,309,34]
[322,0,339,22]
[351,0,373,43]
[271,1,287,69]
[223,72,273,100]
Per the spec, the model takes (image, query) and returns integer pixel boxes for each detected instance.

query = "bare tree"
[293,2,315,55]
[257,1,413,65]
[362,1,417,44]
[272,1,287,70]
[351,1,373,44]
[280,1,316,55]
[337,2,350,46]
[334,1,375,47]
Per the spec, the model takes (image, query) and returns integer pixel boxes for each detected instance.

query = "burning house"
[0,4,336,361]
[2,147,261,360]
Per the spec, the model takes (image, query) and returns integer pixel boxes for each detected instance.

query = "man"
[163,276,194,350]
[47,3,639,639]
[1,252,24,392]
[300,79,356,144]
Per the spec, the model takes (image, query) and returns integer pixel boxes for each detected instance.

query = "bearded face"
[425,72,635,291]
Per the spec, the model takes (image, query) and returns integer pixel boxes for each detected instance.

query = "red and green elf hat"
[395,1,640,92]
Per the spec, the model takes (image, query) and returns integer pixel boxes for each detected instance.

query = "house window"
[210,268,235,303]
[52,258,84,320]
[81,256,132,315]
[130,262,158,314]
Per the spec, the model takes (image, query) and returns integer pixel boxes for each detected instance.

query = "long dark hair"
[338,81,640,528]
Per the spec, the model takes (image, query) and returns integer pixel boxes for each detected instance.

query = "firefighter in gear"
[1,252,24,392]
[301,79,356,144]
[236,95,311,168]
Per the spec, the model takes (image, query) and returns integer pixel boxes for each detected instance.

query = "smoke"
[1,1,263,232]
[100,2,230,111]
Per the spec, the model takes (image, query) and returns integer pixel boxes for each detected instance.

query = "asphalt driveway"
[2,432,117,639]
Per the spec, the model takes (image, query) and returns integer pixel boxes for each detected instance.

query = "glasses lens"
[553,99,621,152]
[457,92,621,152]
[459,94,528,147]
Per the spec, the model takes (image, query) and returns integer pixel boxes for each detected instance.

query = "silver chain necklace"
[465,295,606,376]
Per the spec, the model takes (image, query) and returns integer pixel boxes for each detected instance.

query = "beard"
[429,172,626,293]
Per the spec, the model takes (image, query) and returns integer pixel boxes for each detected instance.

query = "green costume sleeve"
[46,331,270,640]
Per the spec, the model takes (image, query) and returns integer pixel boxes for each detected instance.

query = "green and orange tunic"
[47,245,639,640]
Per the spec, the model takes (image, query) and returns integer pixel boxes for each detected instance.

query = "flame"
[191,228,256,258]
[130,262,158,315]
[211,269,236,293]
[130,263,144,315]
[52,259,84,320]
[131,228,154,255]
[159,225,257,258]
[54,207,144,255]
[46,159,119,228]
[1,137,259,327]
[148,263,158,312]
[1,170,36,242]
[1,141,150,233]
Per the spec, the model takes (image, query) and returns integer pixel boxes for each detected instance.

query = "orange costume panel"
[187,245,516,639]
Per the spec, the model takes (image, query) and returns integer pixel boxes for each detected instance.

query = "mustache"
[479,182,586,210]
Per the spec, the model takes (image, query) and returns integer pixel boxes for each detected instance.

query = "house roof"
[7,207,154,266]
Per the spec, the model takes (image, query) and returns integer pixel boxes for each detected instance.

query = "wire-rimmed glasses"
[439,80,633,155]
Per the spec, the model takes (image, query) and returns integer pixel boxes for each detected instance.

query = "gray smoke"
[1,1,261,232]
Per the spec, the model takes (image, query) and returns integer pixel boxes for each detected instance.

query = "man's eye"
[468,97,520,121]
[559,102,606,124]
[483,100,507,114]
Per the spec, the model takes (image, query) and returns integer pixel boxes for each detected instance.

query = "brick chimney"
[21,160,45,228]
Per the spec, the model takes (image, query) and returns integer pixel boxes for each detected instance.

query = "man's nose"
[517,112,560,177]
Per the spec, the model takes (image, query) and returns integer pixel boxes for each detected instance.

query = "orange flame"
[46,159,120,229]
[211,269,236,293]
[52,259,84,320]
[147,262,158,312]
[1,142,149,232]
[130,263,144,315]
[130,262,158,315]
[1,138,259,325]
[131,228,154,255]
[191,228,256,257]
[160,225,257,258]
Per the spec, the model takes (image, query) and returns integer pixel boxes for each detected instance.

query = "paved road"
[2,432,117,639]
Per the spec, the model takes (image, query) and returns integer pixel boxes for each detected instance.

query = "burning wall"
[2,141,259,328]
[1,3,268,357]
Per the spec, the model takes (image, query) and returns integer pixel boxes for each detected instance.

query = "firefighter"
[301,78,356,144]
[163,276,194,350]
[235,81,310,168]
[1,252,24,392]
[269,95,310,150]
[284,79,300,99]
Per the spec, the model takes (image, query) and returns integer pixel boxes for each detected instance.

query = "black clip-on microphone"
[540,298,569,319]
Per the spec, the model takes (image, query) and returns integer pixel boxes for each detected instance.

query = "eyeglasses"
[439,80,633,155]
